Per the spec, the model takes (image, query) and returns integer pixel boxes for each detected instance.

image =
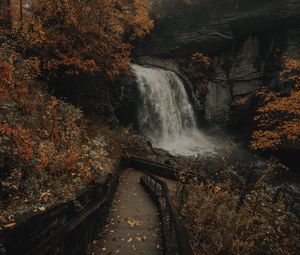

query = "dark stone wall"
[133,0,300,129]
[48,0,300,137]
[136,0,300,57]
[48,73,139,128]
[203,30,300,125]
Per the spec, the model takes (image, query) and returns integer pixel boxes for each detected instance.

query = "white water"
[132,64,216,156]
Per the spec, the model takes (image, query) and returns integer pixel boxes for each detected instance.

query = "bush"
[0,43,117,223]
[176,162,300,255]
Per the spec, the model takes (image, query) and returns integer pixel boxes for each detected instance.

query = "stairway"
[89,169,162,255]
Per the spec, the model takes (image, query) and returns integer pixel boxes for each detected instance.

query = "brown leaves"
[177,167,300,255]
[191,52,212,67]
[0,124,14,137]
[0,61,12,86]
[127,218,141,228]
[251,55,300,151]
[232,97,249,107]
[0,0,152,228]
[0,45,103,176]
[2,0,153,78]
[181,52,213,99]
[4,222,16,229]
[18,144,34,161]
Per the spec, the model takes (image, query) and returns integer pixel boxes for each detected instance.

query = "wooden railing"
[1,172,120,255]
[124,156,208,183]
[140,171,193,255]
[2,157,196,255]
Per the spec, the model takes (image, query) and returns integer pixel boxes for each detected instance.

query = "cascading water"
[132,64,215,156]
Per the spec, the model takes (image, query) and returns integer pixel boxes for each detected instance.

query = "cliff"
[134,0,300,126]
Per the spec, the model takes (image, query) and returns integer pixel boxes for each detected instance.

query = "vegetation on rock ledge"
[176,156,300,255]
[251,55,300,150]
[0,0,153,226]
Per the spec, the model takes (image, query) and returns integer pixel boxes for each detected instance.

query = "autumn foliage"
[1,0,153,78]
[0,43,131,224]
[251,55,300,150]
[177,161,300,255]
[0,46,86,174]
[181,52,213,98]
[0,0,153,222]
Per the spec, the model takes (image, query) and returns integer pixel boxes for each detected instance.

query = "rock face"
[134,0,300,126]
[50,0,300,131]
[205,66,231,123]
[205,31,300,125]
[137,0,300,57]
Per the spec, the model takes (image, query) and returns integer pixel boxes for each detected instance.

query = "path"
[89,169,162,255]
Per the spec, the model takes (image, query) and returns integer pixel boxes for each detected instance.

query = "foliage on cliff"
[1,0,153,78]
[0,44,122,223]
[251,55,300,150]
[0,0,153,225]
[180,52,213,99]
[176,160,300,255]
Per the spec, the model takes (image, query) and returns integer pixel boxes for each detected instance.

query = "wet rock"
[137,0,300,57]
[134,0,300,126]
[205,66,231,123]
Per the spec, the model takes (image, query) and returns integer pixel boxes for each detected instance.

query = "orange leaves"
[251,87,300,150]
[232,97,249,107]
[0,1,151,180]
[18,145,34,161]
[50,125,61,144]
[251,54,300,151]
[30,57,41,76]
[11,125,35,162]
[281,120,300,141]
[251,130,282,150]
[177,161,300,255]
[0,124,14,137]
[0,124,35,161]
[0,87,10,101]
[0,60,12,86]
[126,0,154,40]
[65,146,80,170]
[192,52,212,67]
[6,0,153,78]
[15,85,29,96]
[281,55,300,83]
[182,52,213,98]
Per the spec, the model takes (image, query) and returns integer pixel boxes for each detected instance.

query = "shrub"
[176,162,300,255]
[251,54,300,150]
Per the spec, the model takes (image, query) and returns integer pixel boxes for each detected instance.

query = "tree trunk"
[10,0,22,28]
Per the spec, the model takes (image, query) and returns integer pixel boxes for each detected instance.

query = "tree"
[1,0,154,78]
[250,55,300,150]
[180,52,213,99]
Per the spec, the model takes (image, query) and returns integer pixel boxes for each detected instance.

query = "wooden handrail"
[126,156,209,183]
[141,171,193,255]
[23,174,118,255]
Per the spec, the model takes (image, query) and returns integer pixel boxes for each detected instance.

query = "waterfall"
[132,64,215,156]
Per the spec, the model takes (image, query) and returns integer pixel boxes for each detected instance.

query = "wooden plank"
[127,156,208,182]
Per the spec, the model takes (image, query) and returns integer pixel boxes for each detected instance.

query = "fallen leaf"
[4,222,16,228]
